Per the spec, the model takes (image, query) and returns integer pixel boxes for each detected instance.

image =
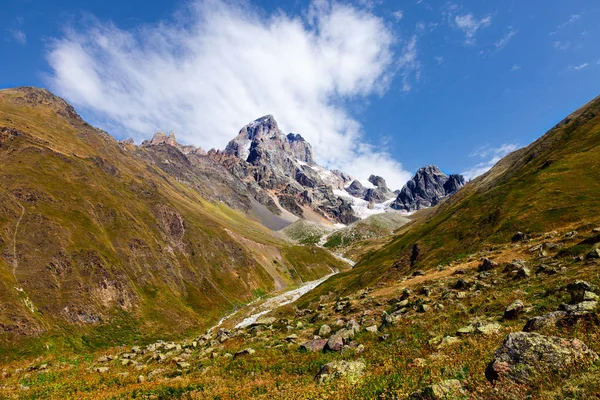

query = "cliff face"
[391,165,465,212]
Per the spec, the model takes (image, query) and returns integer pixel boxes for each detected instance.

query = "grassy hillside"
[323,212,410,249]
[0,87,345,360]
[301,94,600,302]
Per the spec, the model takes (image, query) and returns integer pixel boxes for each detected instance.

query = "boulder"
[523,311,568,332]
[300,339,327,352]
[408,379,464,399]
[503,300,524,320]
[514,266,531,279]
[324,334,344,352]
[586,248,600,260]
[234,348,256,358]
[485,332,598,384]
[315,360,366,384]
[479,258,498,272]
[346,319,361,334]
[365,325,378,333]
[251,317,277,327]
[318,325,331,337]
[511,232,527,242]
[566,280,598,302]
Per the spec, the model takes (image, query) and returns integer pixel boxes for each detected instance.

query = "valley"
[0,87,598,399]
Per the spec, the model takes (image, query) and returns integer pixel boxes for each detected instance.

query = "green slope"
[0,87,345,359]
[301,94,600,304]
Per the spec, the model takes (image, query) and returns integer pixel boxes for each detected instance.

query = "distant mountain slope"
[301,94,600,302]
[0,87,345,357]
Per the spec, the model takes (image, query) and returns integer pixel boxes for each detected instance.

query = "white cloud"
[46,0,414,189]
[462,143,518,180]
[8,29,26,45]
[553,41,571,51]
[434,56,444,64]
[572,63,589,70]
[392,10,403,21]
[453,13,491,45]
[396,35,421,92]
[510,64,521,72]
[494,28,517,51]
[558,14,581,29]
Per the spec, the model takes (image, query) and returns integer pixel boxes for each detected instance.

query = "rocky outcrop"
[314,360,366,384]
[485,332,598,384]
[213,115,359,224]
[391,165,465,212]
[344,175,396,204]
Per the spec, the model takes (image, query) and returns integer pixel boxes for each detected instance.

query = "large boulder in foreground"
[315,360,366,384]
[485,332,598,384]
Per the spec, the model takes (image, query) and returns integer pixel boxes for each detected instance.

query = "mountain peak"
[391,165,465,212]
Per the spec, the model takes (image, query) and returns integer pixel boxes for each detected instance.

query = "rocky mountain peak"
[225,115,283,160]
[142,131,200,155]
[391,165,465,212]
[287,133,316,165]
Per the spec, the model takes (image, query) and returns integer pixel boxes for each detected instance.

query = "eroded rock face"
[391,165,465,212]
[485,332,598,384]
[216,115,359,224]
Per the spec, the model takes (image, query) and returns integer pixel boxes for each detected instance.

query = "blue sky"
[2,0,599,189]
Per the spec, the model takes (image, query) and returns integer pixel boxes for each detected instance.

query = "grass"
[0,87,345,360]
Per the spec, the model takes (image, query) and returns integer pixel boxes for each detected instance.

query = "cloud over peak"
[46,0,414,189]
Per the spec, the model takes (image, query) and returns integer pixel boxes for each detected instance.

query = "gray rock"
[324,334,344,352]
[318,324,332,337]
[479,258,498,272]
[485,332,598,384]
[511,232,527,242]
[93,367,109,373]
[586,248,600,259]
[523,311,569,332]
[300,339,327,352]
[504,300,524,320]
[315,360,366,384]
[234,348,256,358]
[365,325,378,333]
[408,379,464,399]
[514,266,531,279]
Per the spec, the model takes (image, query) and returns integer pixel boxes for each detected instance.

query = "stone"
[503,300,524,320]
[456,291,467,299]
[408,379,464,399]
[177,362,191,369]
[315,360,366,385]
[559,301,598,313]
[476,322,502,335]
[479,258,498,272]
[324,334,344,352]
[564,231,578,238]
[593,227,600,233]
[586,248,600,260]
[438,336,459,348]
[346,319,361,334]
[523,311,569,332]
[453,279,470,290]
[234,348,255,358]
[485,332,598,384]
[412,270,425,277]
[381,311,395,326]
[514,267,531,280]
[418,304,430,313]
[138,375,146,383]
[285,334,298,343]
[512,232,527,242]
[300,339,327,352]
[566,280,597,302]
[318,325,331,337]
[365,325,378,333]
[94,367,109,373]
